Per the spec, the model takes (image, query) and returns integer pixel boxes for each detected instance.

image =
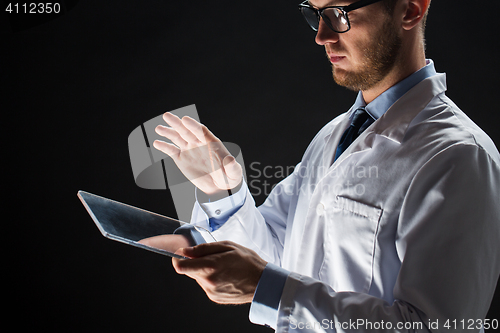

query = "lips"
[329,55,346,63]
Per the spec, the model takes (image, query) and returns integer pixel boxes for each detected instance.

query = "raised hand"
[153,112,243,196]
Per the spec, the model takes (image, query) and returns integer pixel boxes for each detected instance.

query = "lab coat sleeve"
[190,163,301,265]
[188,118,337,263]
[272,143,500,332]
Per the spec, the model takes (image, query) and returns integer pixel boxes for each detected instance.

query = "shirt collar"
[350,59,438,121]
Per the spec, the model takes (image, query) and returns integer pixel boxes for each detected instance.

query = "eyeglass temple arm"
[344,0,384,12]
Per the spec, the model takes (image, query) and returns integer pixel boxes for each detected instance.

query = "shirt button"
[215,209,221,216]
[316,203,325,216]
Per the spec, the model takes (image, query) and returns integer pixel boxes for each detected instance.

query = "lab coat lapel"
[326,74,447,169]
[331,123,377,168]
[322,112,351,170]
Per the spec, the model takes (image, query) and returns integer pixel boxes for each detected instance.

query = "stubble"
[331,17,402,91]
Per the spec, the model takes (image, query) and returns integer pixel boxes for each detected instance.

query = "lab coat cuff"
[249,262,290,329]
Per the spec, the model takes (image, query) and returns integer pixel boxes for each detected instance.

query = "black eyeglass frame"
[298,0,385,33]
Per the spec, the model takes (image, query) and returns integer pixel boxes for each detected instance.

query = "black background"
[3,0,499,331]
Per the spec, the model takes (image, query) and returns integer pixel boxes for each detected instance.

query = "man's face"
[311,0,402,91]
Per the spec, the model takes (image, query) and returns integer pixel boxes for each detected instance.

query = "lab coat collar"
[367,73,447,143]
[351,59,438,122]
[324,73,447,167]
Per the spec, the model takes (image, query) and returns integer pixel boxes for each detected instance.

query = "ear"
[401,0,430,31]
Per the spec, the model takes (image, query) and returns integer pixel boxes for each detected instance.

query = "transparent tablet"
[77,190,216,259]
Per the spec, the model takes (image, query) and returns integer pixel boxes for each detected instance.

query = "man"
[141,0,500,331]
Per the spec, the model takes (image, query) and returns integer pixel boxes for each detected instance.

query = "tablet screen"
[78,190,215,258]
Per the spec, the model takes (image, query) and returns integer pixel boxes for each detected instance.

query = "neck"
[361,32,426,104]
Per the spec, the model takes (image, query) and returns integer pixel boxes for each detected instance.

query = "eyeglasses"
[298,0,384,33]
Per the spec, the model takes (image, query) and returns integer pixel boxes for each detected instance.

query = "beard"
[330,17,402,91]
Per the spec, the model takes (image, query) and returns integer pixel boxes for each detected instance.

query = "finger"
[184,242,235,258]
[172,242,237,275]
[162,112,200,145]
[153,140,180,157]
[181,116,207,144]
[174,257,216,277]
[155,125,188,148]
[201,123,222,143]
[162,112,182,126]
[181,117,220,145]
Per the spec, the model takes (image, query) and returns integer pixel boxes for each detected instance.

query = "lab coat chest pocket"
[320,196,382,293]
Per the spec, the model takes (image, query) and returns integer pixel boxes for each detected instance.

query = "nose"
[315,17,340,46]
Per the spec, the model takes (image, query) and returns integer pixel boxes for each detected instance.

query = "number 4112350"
[6,3,61,14]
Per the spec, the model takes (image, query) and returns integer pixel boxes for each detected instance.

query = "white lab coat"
[190,74,500,332]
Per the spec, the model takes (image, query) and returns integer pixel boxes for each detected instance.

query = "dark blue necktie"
[334,107,374,162]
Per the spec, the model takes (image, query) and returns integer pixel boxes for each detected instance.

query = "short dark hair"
[383,0,430,32]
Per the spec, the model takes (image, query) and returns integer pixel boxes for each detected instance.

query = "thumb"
[222,155,243,183]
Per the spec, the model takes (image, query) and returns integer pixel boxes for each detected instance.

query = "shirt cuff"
[195,179,247,231]
[249,262,290,329]
[173,224,207,246]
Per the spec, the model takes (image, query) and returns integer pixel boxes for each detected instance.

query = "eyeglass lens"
[300,7,349,32]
